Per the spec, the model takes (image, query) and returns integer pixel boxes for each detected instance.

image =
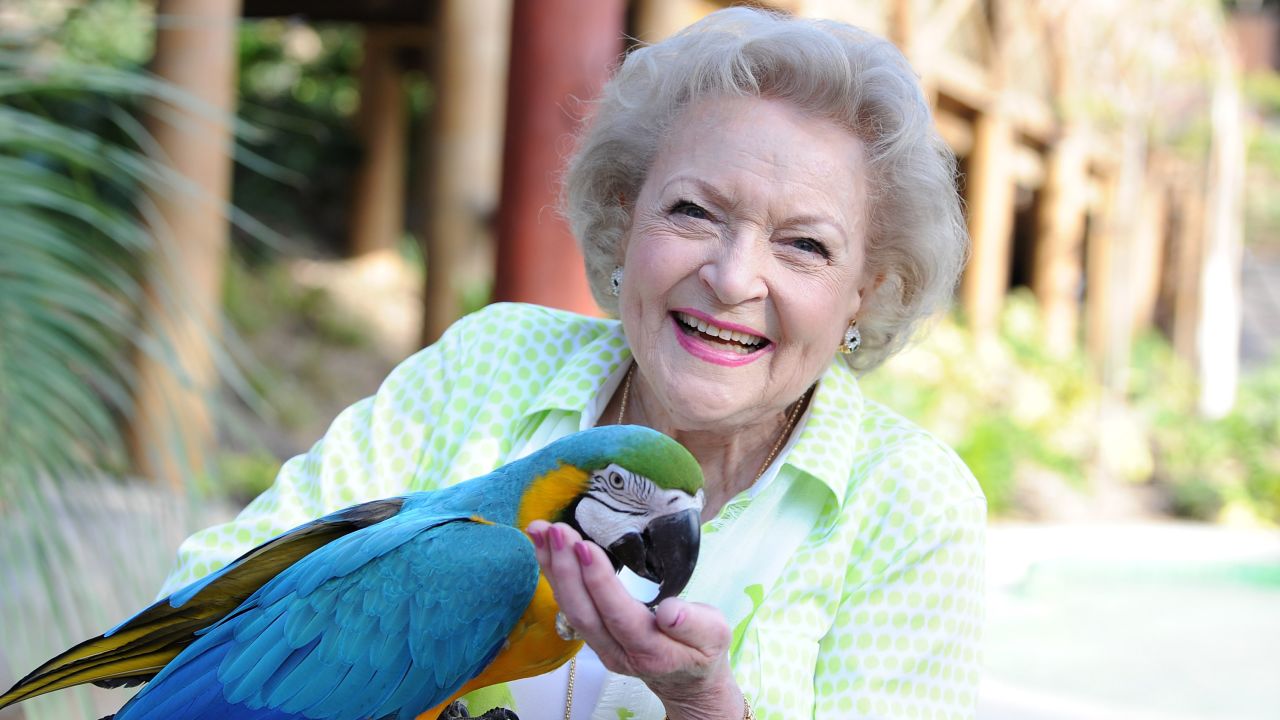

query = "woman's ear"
[859,272,886,303]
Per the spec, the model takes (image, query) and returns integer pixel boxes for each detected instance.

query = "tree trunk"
[961,109,1016,337]
[128,0,241,488]
[350,27,407,257]
[1031,129,1088,355]
[420,0,513,345]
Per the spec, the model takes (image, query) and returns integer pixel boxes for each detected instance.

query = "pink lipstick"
[669,309,772,367]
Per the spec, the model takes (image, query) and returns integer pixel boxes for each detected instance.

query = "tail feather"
[0,647,173,710]
[0,497,407,714]
[0,610,217,710]
[22,603,223,681]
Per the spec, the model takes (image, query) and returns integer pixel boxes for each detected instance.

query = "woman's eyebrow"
[784,214,848,237]
[660,176,735,209]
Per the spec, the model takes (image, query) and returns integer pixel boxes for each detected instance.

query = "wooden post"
[492,0,625,316]
[1084,169,1116,367]
[349,27,407,257]
[128,0,240,488]
[1032,7,1085,355]
[961,107,1017,336]
[1130,166,1169,330]
[1196,51,1245,417]
[889,0,914,51]
[886,0,938,107]
[1171,176,1205,365]
[419,0,513,344]
[1031,129,1088,355]
[1087,126,1145,390]
[959,0,1015,337]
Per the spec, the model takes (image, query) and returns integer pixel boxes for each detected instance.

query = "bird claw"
[438,702,470,719]
[436,701,519,720]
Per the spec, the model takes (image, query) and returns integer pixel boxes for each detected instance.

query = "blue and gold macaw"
[0,425,704,720]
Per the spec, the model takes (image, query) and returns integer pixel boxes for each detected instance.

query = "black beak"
[606,508,701,609]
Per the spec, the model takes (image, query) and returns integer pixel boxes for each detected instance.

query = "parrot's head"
[523,424,704,607]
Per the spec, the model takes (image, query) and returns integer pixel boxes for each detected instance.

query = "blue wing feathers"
[342,645,413,718]
[319,656,379,718]
[229,600,286,645]
[381,597,411,637]
[222,609,293,705]
[115,512,538,720]
[281,597,324,644]
[274,656,352,715]
[114,641,233,719]
[257,637,321,708]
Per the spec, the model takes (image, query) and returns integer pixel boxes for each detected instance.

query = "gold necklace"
[615,361,635,425]
[560,363,809,717]
[753,383,811,480]
[563,657,576,720]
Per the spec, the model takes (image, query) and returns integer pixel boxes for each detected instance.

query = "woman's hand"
[526,520,745,720]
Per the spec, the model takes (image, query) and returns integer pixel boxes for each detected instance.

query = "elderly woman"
[161,8,983,720]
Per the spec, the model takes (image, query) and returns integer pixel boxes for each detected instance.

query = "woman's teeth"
[675,312,765,352]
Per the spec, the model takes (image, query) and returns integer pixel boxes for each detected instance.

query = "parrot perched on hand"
[0,424,705,720]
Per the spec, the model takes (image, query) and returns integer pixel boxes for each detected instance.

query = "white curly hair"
[563,7,968,373]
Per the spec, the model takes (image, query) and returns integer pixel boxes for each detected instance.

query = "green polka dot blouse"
[160,303,987,720]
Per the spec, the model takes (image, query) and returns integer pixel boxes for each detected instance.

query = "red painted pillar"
[493,0,625,314]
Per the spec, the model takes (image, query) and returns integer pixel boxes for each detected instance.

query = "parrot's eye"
[608,471,625,490]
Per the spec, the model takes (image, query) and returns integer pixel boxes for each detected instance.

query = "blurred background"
[0,0,1277,718]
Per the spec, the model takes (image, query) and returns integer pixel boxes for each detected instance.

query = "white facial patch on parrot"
[575,463,705,549]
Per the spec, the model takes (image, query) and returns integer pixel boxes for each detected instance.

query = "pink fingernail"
[529,530,545,548]
[550,525,565,551]
[668,609,686,628]
[574,541,593,566]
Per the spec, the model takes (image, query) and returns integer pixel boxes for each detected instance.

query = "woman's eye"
[671,200,710,221]
[790,237,830,258]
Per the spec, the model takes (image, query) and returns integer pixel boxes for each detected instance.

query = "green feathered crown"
[546,424,703,495]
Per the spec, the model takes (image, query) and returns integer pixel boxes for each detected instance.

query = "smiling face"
[618,95,871,429]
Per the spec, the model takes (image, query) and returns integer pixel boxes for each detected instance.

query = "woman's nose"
[697,234,768,305]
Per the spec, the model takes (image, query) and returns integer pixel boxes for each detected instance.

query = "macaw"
[0,424,705,720]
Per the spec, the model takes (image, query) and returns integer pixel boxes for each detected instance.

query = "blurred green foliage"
[0,19,170,483]
[864,291,1280,524]
[31,1,386,254]
[224,255,371,349]
[1134,336,1280,522]
[233,20,367,253]
[863,293,1099,516]
[1245,72,1280,115]
[1223,0,1280,12]
[221,255,373,438]
[203,449,283,506]
[55,0,153,66]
